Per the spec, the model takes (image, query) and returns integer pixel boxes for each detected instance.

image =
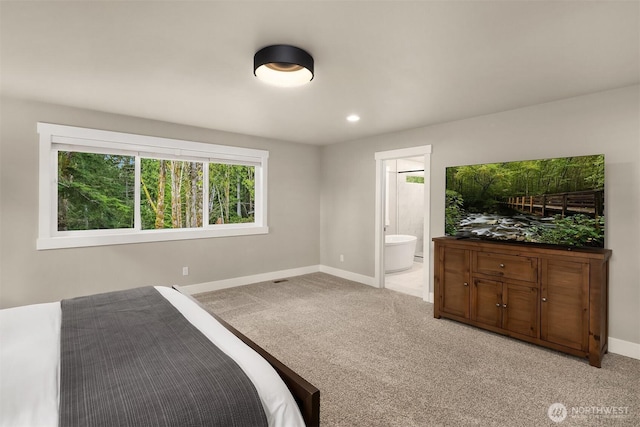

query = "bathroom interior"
[384,156,425,298]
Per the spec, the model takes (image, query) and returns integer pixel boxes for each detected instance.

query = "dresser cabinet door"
[439,246,470,319]
[471,278,502,327]
[541,259,589,351]
[503,283,538,338]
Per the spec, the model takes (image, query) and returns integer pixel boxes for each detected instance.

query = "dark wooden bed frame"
[173,286,320,427]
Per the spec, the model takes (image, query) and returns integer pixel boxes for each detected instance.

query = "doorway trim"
[374,145,433,302]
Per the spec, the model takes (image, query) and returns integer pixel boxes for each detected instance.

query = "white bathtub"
[385,234,417,273]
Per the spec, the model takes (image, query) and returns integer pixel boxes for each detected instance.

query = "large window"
[38,123,268,249]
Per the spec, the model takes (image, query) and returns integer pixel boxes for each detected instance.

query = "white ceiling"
[1,1,638,145]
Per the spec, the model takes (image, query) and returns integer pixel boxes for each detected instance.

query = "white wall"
[320,86,640,345]
[0,97,321,307]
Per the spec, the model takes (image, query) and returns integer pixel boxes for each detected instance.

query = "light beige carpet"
[195,273,640,426]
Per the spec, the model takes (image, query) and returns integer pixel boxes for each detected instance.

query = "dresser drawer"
[473,251,537,282]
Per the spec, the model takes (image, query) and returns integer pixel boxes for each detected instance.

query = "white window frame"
[37,123,269,250]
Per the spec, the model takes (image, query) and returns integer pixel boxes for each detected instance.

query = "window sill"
[36,225,269,250]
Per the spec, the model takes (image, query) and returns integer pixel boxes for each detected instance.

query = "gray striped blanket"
[59,287,267,427]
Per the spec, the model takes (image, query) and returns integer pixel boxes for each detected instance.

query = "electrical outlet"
[182,266,189,276]
[340,254,344,262]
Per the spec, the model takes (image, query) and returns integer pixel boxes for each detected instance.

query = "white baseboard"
[181,263,428,300]
[179,265,320,295]
[608,337,640,360]
[318,265,377,287]
[427,292,434,304]
[179,264,376,295]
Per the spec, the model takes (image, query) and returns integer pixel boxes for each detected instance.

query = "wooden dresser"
[433,237,611,367]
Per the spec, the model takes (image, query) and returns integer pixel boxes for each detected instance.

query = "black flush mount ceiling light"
[254,45,314,87]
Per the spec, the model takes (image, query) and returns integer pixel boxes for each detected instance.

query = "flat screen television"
[445,154,605,248]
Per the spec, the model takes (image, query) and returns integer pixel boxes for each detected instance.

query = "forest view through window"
[58,153,256,231]
[58,152,135,231]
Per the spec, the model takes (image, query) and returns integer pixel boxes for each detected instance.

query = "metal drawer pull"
[499,263,505,268]
[496,303,501,307]
[502,304,507,308]
[542,298,547,302]
[463,282,469,286]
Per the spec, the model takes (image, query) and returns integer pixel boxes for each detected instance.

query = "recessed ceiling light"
[346,114,360,123]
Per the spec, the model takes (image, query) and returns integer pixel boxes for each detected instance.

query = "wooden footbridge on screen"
[503,189,604,218]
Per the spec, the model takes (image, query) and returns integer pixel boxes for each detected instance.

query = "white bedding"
[0,286,304,427]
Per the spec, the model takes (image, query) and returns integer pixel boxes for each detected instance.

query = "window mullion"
[255,163,265,226]
[50,148,59,236]
[134,156,141,231]
[203,162,210,228]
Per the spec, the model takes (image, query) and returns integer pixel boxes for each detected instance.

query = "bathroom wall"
[385,161,398,234]
[385,158,425,257]
[396,158,425,256]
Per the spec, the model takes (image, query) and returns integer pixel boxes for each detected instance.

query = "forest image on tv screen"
[445,154,605,248]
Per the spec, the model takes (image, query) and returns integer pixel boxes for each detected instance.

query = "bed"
[0,285,319,427]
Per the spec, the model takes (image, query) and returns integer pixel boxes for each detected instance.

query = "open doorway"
[374,146,432,302]
[384,156,425,297]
